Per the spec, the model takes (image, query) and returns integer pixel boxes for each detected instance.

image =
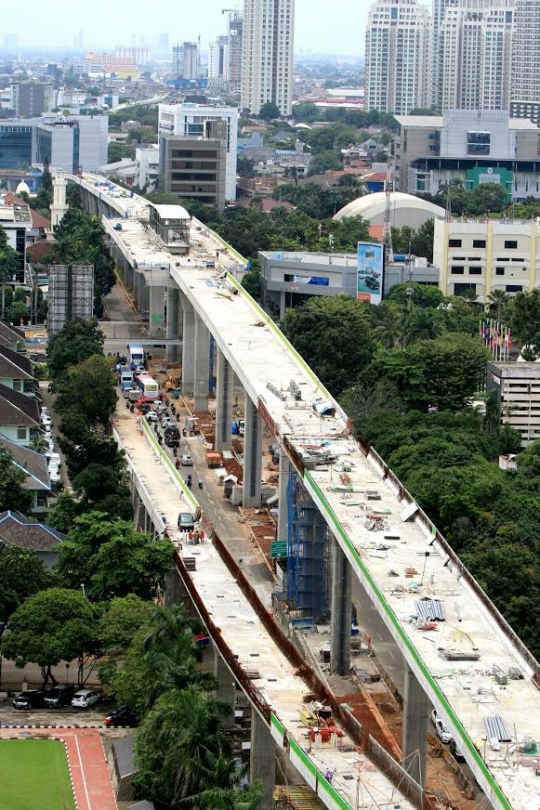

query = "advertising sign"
[357,242,384,305]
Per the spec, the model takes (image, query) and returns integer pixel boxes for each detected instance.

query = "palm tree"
[488,289,509,319]
[402,307,444,346]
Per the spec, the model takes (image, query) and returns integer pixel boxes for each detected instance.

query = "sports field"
[0,738,75,810]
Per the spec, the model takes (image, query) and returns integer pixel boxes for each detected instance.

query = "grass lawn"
[0,739,75,810]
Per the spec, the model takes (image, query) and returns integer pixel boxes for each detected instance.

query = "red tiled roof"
[27,240,54,262]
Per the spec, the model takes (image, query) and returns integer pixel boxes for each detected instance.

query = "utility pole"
[382,150,394,264]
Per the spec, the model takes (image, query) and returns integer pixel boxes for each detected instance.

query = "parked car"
[44,684,76,708]
[177,512,195,531]
[71,689,101,709]
[13,689,46,709]
[146,411,158,422]
[181,454,193,466]
[431,710,453,744]
[104,705,137,728]
[41,416,52,429]
[449,737,465,761]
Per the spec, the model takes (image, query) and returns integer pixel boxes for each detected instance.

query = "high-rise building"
[438,0,514,113]
[208,36,229,88]
[365,0,432,115]
[241,0,295,116]
[227,11,243,96]
[158,103,238,201]
[432,0,458,111]
[511,0,540,124]
[172,42,200,80]
[11,82,53,118]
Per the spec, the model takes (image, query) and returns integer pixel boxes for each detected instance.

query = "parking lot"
[0,699,110,727]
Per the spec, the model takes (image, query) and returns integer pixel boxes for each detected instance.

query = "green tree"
[386,281,445,309]
[0,447,32,513]
[258,102,280,120]
[0,545,51,638]
[107,141,135,163]
[1,588,97,685]
[282,295,375,396]
[47,318,104,381]
[56,512,173,602]
[510,289,540,358]
[47,491,82,533]
[71,463,133,521]
[54,354,117,426]
[0,225,20,283]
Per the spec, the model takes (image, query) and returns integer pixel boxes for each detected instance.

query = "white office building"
[511,0,540,124]
[158,103,238,201]
[438,0,514,113]
[241,0,295,116]
[364,0,432,115]
[208,36,229,89]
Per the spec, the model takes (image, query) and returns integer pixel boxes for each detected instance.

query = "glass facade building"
[0,126,33,169]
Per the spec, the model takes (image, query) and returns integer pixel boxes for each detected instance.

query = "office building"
[241,0,295,116]
[227,11,243,96]
[259,250,439,317]
[487,362,540,446]
[0,202,32,283]
[11,83,53,118]
[0,114,108,173]
[172,42,200,80]
[510,0,540,124]
[84,52,137,78]
[433,217,540,303]
[159,127,227,211]
[48,265,94,336]
[159,103,238,201]
[364,0,432,115]
[394,109,539,199]
[438,0,514,113]
[208,36,229,89]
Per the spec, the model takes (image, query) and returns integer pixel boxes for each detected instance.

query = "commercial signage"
[292,276,330,287]
[357,241,384,305]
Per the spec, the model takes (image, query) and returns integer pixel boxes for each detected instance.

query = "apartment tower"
[365,0,432,115]
[241,0,295,116]
[510,0,540,123]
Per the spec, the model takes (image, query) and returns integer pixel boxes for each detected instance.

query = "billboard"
[357,242,384,305]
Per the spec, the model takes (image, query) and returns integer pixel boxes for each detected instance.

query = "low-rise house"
[0,382,41,446]
[0,322,25,352]
[0,344,37,397]
[0,435,51,512]
[0,510,65,569]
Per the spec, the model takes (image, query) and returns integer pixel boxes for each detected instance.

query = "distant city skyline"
[1,0,429,57]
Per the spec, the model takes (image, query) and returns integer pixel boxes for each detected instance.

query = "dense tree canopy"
[54,354,117,427]
[0,545,51,637]
[0,448,33,513]
[47,318,104,381]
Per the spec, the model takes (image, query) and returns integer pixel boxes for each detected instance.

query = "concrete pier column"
[214,653,236,729]
[149,285,165,338]
[330,536,352,675]
[181,299,195,395]
[250,709,276,806]
[215,350,233,452]
[193,316,210,412]
[166,286,181,362]
[277,451,291,543]
[402,664,429,785]
[243,397,262,507]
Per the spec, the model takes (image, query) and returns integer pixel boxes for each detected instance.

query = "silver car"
[71,689,100,708]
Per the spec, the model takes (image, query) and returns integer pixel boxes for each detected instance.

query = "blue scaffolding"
[286,473,329,621]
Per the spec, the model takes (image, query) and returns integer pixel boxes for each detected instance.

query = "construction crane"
[222,7,241,15]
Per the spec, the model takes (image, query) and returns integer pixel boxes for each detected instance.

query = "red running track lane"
[0,728,117,810]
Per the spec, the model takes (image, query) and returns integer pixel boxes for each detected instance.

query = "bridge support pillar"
[402,663,429,785]
[149,285,165,338]
[215,350,233,453]
[278,452,291,545]
[243,397,262,507]
[250,709,276,805]
[181,297,195,395]
[166,286,181,362]
[194,317,210,412]
[214,652,236,728]
[330,536,352,675]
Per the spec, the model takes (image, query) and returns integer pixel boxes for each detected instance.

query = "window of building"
[504,240,518,249]
[12,379,21,391]
[451,266,464,274]
[469,267,482,275]
[466,131,490,156]
[449,239,462,248]
[506,284,523,293]
[16,427,26,440]
[472,239,486,248]
[496,267,505,275]
[454,283,477,296]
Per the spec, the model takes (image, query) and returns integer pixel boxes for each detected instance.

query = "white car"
[146,411,158,422]
[71,689,100,709]
[41,417,52,428]
[431,710,453,744]
[181,454,193,466]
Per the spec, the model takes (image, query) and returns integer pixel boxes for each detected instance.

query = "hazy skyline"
[2,0,430,57]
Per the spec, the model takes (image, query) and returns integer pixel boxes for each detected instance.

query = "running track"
[0,728,117,810]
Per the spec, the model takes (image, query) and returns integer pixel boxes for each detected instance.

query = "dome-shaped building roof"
[15,180,30,196]
[334,191,446,229]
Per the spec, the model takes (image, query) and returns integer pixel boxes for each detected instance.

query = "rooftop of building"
[396,113,539,131]
[149,203,190,221]
[0,511,64,552]
[0,382,40,427]
[0,435,50,491]
[0,202,32,225]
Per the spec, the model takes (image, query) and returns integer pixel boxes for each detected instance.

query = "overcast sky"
[3,0,430,57]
